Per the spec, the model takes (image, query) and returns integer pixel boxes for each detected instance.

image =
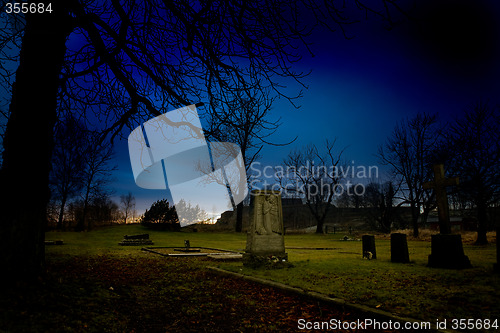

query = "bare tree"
[120,192,136,224]
[70,195,120,228]
[446,102,500,244]
[364,181,404,233]
[378,112,441,237]
[279,140,345,233]
[0,0,407,279]
[75,133,116,231]
[49,114,87,229]
[205,89,290,232]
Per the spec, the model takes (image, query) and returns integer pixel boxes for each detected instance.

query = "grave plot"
[142,243,243,260]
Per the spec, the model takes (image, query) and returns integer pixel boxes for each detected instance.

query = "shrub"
[140,199,180,231]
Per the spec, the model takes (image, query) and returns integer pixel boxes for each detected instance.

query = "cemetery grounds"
[0,224,498,332]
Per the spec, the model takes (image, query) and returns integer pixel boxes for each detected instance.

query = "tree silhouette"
[76,132,116,231]
[205,89,287,232]
[49,114,87,229]
[141,199,179,230]
[279,140,345,233]
[446,102,500,244]
[364,181,403,233]
[120,192,136,224]
[378,112,442,237]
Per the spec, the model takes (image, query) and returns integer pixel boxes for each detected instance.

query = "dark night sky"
[2,1,496,217]
[110,0,500,216]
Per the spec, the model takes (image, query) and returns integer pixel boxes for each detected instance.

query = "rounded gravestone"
[362,235,377,259]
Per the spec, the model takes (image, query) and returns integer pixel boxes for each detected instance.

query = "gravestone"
[119,234,153,246]
[243,190,288,268]
[362,235,376,259]
[174,239,201,252]
[391,233,409,263]
[423,164,471,269]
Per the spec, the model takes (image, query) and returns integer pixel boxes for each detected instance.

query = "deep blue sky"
[108,1,500,215]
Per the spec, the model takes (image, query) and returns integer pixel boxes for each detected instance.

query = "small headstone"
[119,234,153,246]
[243,190,289,268]
[124,234,150,240]
[362,235,377,260]
[391,233,409,263]
[174,239,201,252]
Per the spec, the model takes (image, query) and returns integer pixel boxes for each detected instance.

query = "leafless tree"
[205,89,291,232]
[446,102,500,244]
[363,181,405,233]
[120,192,136,224]
[378,112,442,237]
[75,132,116,231]
[279,140,345,233]
[49,114,87,229]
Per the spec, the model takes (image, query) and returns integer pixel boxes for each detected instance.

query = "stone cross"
[423,164,459,234]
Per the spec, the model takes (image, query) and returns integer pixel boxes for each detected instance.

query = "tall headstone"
[362,235,377,259]
[243,190,288,267]
[423,164,471,269]
[391,233,410,263]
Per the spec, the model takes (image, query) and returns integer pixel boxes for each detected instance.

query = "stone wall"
[216,205,413,232]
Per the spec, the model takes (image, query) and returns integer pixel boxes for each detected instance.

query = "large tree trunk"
[0,2,71,281]
[315,218,325,234]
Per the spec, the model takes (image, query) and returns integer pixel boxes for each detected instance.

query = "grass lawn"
[1,224,498,332]
[222,232,500,324]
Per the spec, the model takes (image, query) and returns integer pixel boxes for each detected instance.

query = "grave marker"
[119,234,153,246]
[423,164,458,235]
[423,164,471,269]
[362,235,376,259]
[391,233,409,263]
[174,239,201,252]
[243,190,288,267]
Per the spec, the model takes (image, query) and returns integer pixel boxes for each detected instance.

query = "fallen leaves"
[0,254,404,332]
